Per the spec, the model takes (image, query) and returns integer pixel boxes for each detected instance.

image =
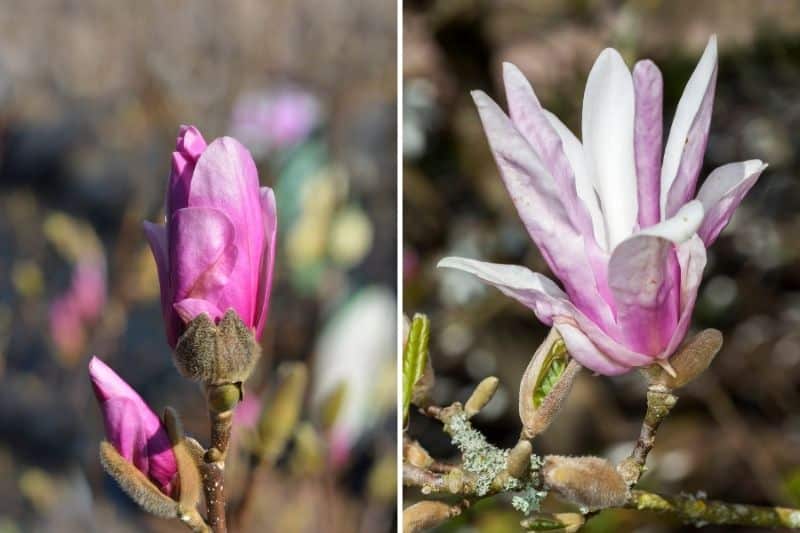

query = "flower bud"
[542,455,629,511]
[464,376,499,418]
[519,329,582,439]
[258,362,308,462]
[506,439,533,479]
[89,357,177,496]
[143,125,277,349]
[641,329,723,389]
[521,513,585,533]
[403,501,461,533]
[173,310,261,385]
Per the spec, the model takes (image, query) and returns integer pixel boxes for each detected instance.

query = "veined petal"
[696,160,767,246]
[168,206,237,311]
[503,63,597,244]
[438,256,569,325]
[254,187,278,339]
[661,35,718,217]
[543,110,607,249]
[662,235,708,358]
[554,322,630,376]
[143,222,180,347]
[471,91,615,326]
[582,48,638,248]
[608,234,678,355]
[638,200,704,243]
[437,256,651,367]
[173,298,225,324]
[633,60,664,227]
[188,137,265,325]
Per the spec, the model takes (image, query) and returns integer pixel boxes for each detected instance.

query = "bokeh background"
[0,1,397,532]
[403,1,800,532]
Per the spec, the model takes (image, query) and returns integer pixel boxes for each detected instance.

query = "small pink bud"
[88,356,177,495]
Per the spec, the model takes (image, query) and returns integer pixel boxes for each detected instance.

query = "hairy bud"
[542,455,628,511]
[519,329,582,439]
[99,441,178,518]
[641,329,723,389]
[163,408,202,511]
[506,439,533,479]
[403,501,461,533]
[464,376,499,418]
[173,310,260,385]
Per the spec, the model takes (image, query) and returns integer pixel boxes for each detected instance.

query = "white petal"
[660,35,718,215]
[544,110,607,250]
[582,48,638,249]
[638,200,704,244]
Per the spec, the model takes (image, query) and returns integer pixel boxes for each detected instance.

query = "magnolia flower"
[50,259,107,359]
[89,356,177,495]
[144,125,278,348]
[440,36,766,376]
[229,87,320,158]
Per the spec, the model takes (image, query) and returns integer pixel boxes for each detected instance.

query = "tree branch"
[626,490,800,529]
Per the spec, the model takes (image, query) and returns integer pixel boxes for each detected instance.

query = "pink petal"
[168,206,237,316]
[143,221,181,347]
[662,36,718,218]
[188,137,265,326]
[662,235,708,358]
[608,234,678,355]
[553,322,630,376]
[471,90,615,329]
[254,187,277,339]
[695,160,767,246]
[167,125,208,216]
[503,63,597,244]
[437,257,651,368]
[88,357,177,495]
[633,60,664,228]
[173,298,224,324]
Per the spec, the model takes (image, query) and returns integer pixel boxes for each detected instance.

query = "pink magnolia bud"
[88,356,177,495]
[49,259,107,359]
[144,125,278,348]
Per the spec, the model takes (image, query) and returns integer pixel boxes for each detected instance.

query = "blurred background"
[403,1,800,532]
[0,1,396,532]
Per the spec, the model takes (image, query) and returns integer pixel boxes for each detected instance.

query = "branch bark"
[202,409,233,532]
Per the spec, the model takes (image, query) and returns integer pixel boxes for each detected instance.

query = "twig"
[617,385,677,486]
[626,490,800,528]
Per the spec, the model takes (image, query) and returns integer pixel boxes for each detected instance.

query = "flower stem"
[617,385,677,486]
[202,408,233,532]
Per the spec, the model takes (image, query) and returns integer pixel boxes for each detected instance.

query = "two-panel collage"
[2,1,800,532]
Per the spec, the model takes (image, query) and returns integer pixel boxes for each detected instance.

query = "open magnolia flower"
[440,36,766,375]
[144,125,277,348]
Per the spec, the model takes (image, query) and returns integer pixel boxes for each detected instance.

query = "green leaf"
[403,313,430,423]
[532,337,568,408]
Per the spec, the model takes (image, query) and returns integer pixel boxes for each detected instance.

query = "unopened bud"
[99,441,178,518]
[521,513,584,533]
[641,329,722,389]
[173,310,261,385]
[403,439,434,469]
[519,329,581,439]
[506,439,533,479]
[163,408,202,510]
[464,376,499,418]
[403,501,461,533]
[258,362,308,462]
[542,455,628,511]
[206,382,243,414]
